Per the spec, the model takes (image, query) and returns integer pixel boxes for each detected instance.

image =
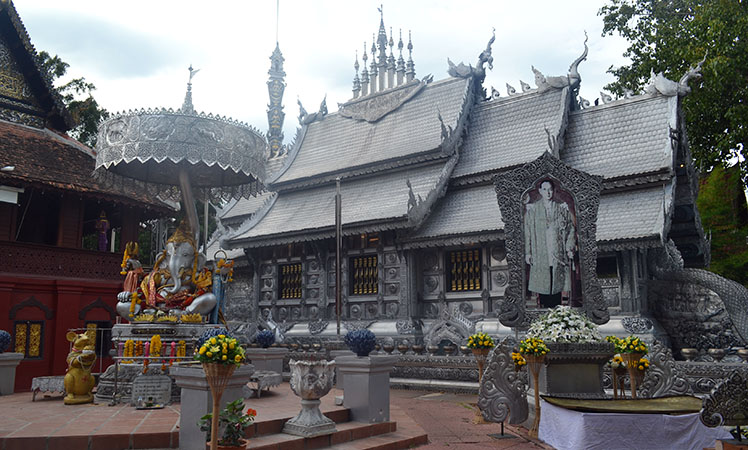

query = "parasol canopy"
[94,108,267,203]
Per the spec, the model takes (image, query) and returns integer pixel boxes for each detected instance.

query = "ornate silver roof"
[94,107,267,201]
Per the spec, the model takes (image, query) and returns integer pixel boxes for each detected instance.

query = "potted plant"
[0,329,24,396]
[199,398,257,449]
[344,329,376,357]
[519,337,549,438]
[194,331,246,450]
[608,335,648,399]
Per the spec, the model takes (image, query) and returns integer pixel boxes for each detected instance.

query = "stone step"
[248,409,351,437]
[247,421,398,449]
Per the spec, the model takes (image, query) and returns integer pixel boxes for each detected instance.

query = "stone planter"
[245,347,288,374]
[0,353,23,395]
[283,360,336,437]
[539,342,614,398]
[171,363,254,450]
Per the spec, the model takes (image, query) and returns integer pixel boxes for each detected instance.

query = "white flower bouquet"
[527,306,602,343]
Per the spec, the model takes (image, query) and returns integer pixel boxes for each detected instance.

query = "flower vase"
[471,348,491,424]
[524,354,545,438]
[203,363,237,450]
[612,367,627,399]
[620,353,643,399]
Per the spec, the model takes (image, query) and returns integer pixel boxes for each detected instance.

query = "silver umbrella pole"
[178,169,201,243]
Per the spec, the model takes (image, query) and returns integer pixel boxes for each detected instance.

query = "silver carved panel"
[477,336,528,424]
[494,151,606,326]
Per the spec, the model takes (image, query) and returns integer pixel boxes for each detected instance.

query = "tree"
[599,0,747,181]
[37,51,108,147]
[696,164,748,286]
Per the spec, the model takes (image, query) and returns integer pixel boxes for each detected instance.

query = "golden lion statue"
[63,331,97,405]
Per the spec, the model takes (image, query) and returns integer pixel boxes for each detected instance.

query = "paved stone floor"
[0,384,551,449]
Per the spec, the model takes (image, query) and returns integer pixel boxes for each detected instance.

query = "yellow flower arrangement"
[467,332,495,349]
[636,357,650,371]
[617,335,648,355]
[511,351,526,368]
[135,341,144,357]
[194,334,245,367]
[519,337,549,357]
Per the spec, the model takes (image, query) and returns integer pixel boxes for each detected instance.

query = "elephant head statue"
[116,220,217,319]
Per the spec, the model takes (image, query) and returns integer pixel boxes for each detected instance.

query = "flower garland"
[122,339,135,364]
[467,332,495,349]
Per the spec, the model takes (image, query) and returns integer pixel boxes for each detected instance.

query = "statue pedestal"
[245,347,288,374]
[330,349,355,388]
[337,355,398,423]
[0,353,24,395]
[171,363,254,450]
[540,343,614,398]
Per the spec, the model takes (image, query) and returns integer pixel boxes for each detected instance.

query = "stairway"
[246,405,428,449]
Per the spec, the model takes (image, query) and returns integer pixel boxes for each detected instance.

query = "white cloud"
[14,0,631,143]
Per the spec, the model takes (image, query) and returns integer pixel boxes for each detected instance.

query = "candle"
[144,342,150,358]
[118,342,124,357]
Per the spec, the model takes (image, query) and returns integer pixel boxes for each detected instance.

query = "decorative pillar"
[0,353,24,395]
[336,355,398,423]
[245,347,288,373]
[171,364,254,450]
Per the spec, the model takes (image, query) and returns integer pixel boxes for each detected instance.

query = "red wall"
[0,274,122,391]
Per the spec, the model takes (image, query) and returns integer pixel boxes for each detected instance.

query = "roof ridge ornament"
[447,29,495,83]
[181,64,199,114]
[645,53,706,97]
[531,32,587,97]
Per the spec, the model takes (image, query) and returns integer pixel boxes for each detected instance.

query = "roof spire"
[361,42,370,97]
[405,30,415,82]
[396,29,405,86]
[352,51,361,99]
[267,43,286,157]
[181,65,199,114]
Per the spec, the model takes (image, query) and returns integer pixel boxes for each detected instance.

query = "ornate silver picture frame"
[494,152,607,327]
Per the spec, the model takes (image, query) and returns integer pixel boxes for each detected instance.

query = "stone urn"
[283,360,337,437]
[540,342,615,397]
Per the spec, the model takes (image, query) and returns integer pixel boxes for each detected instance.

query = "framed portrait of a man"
[494,152,606,327]
[522,178,581,308]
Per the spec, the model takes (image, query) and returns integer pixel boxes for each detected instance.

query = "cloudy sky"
[15,0,630,143]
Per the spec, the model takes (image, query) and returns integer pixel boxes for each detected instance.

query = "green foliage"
[599,0,748,181]
[696,165,748,285]
[198,398,256,446]
[37,51,109,147]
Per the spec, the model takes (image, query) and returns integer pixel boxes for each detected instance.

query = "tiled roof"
[272,77,470,185]
[229,162,447,245]
[561,94,675,179]
[596,185,667,242]
[408,182,667,244]
[453,88,568,178]
[0,120,171,212]
[219,190,275,226]
[406,184,503,241]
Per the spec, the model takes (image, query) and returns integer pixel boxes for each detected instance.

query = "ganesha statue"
[64,331,97,405]
[116,220,217,320]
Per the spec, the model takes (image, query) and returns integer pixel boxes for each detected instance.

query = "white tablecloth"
[538,399,731,450]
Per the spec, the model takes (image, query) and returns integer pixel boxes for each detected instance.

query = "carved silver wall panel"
[700,371,748,427]
[494,151,606,326]
[423,305,475,347]
[621,317,654,334]
[638,341,691,398]
[477,337,528,424]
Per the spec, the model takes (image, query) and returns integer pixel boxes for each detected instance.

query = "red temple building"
[0,1,171,390]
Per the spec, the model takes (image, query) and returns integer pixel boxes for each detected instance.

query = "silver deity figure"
[116,220,217,319]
